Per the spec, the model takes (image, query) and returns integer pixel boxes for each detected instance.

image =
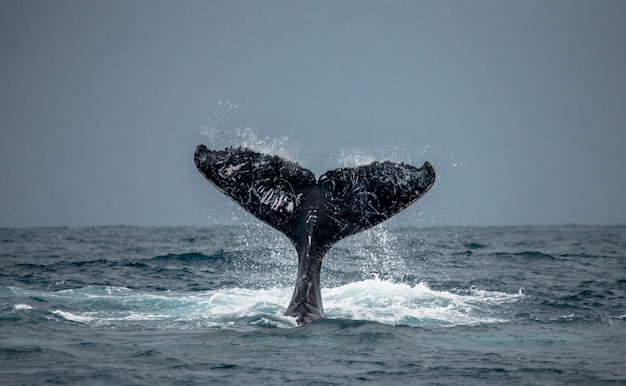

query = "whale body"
[194,145,435,325]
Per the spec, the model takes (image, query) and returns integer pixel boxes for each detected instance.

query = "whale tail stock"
[194,144,436,324]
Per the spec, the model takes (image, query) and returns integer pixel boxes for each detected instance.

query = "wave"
[2,279,525,330]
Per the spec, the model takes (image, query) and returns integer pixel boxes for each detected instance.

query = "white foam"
[52,310,94,323]
[13,304,33,311]
[204,287,292,318]
[42,282,522,329]
[324,279,523,327]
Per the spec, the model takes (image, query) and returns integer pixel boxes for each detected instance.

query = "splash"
[199,98,303,163]
[332,143,432,169]
[199,97,243,142]
[198,98,438,172]
[335,148,377,168]
[9,282,524,330]
[324,279,522,327]
[329,225,404,280]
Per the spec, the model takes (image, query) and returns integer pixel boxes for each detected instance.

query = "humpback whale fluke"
[194,144,436,325]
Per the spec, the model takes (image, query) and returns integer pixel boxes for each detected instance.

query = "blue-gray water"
[1,225,625,385]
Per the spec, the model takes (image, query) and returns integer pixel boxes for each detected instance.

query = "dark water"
[1,225,625,385]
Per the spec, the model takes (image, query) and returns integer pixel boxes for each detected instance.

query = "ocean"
[1,225,625,385]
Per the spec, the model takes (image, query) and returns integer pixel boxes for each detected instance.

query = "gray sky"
[1,0,625,227]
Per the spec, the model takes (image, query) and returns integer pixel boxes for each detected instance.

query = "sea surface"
[1,225,625,385]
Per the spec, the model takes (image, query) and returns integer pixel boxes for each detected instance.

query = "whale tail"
[194,144,435,324]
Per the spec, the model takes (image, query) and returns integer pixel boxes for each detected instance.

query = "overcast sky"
[1,0,625,227]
